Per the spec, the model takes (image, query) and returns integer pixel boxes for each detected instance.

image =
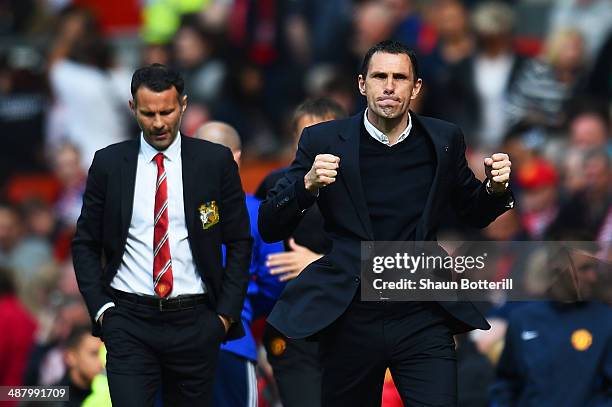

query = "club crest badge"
[270,337,286,356]
[198,201,219,230]
[571,329,593,351]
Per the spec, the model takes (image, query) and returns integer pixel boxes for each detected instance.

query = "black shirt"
[359,118,435,241]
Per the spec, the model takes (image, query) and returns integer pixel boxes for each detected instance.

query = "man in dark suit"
[256,98,346,407]
[258,40,514,406]
[72,64,252,406]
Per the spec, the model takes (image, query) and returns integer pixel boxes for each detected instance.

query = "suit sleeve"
[258,127,318,243]
[71,151,114,330]
[450,127,514,228]
[217,148,253,323]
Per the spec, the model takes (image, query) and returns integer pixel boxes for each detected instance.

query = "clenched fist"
[484,153,511,194]
[304,154,340,194]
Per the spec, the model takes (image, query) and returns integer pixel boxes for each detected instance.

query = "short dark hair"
[360,40,419,80]
[292,97,347,132]
[64,324,92,351]
[130,63,184,100]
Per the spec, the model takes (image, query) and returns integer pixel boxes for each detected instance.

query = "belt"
[112,289,209,311]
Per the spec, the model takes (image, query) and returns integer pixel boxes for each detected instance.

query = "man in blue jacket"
[492,243,612,406]
[196,122,285,407]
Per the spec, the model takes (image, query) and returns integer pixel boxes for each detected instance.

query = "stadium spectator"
[47,7,129,167]
[506,28,588,129]
[445,1,524,148]
[516,159,560,239]
[53,324,103,407]
[0,266,37,391]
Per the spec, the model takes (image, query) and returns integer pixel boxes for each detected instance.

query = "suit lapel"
[120,139,140,240]
[334,114,374,240]
[180,135,196,236]
[412,114,443,240]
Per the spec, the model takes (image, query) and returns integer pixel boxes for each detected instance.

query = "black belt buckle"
[158,297,177,312]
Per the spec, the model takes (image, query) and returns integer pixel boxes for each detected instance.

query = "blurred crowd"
[0,0,610,406]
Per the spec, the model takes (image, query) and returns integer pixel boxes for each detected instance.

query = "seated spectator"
[420,0,475,119]
[506,28,588,129]
[0,266,37,392]
[55,325,103,407]
[550,149,611,240]
[446,1,524,148]
[516,159,560,239]
[172,15,226,106]
[23,297,91,387]
[47,6,129,167]
[548,0,612,61]
[52,143,86,229]
[0,202,53,288]
[567,105,610,151]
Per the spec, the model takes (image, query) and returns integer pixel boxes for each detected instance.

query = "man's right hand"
[304,154,340,195]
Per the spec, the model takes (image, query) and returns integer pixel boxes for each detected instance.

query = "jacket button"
[354,276,360,283]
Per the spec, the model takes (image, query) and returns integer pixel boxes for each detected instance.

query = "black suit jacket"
[72,135,252,340]
[256,168,331,255]
[259,112,514,338]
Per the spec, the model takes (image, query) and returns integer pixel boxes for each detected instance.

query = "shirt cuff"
[95,302,116,322]
[295,178,318,211]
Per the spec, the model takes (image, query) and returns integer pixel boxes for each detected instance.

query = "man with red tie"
[72,64,252,406]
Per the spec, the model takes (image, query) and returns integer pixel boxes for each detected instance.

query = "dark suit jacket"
[72,135,252,340]
[258,112,514,338]
[256,168,331,255]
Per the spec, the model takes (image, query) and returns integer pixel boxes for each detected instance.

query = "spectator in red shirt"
[0,266,37,391]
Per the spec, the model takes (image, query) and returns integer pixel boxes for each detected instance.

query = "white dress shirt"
[363,108,412,146]
[96,133,205,321]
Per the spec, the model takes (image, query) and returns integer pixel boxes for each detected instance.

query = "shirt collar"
[363,108,412,146]
[140,132,182,163]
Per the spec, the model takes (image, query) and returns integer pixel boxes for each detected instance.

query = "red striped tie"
[153,153,173,297]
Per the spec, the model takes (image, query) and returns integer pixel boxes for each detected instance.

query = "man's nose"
[384,77,395,93]
[153,115,163,128]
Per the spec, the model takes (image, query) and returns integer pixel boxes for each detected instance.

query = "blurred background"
[0,0,610,406]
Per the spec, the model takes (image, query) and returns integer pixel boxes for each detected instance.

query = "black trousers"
[102,296,226,407]
[319,298,458,407]
[263,324,322,407]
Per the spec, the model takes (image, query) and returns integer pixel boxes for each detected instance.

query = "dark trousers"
[102,296,226,407]
[319,298,458,407]
[213,351,257,407]
[264,324,322,407]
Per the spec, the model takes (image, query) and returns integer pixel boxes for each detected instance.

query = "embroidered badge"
[270,337,287,356]
[571,329,592,351]
[198,201,219,230]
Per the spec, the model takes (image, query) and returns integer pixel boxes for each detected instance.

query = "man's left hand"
[484,153,511,194]
[217,315,231,334]
[266,238,323,282]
